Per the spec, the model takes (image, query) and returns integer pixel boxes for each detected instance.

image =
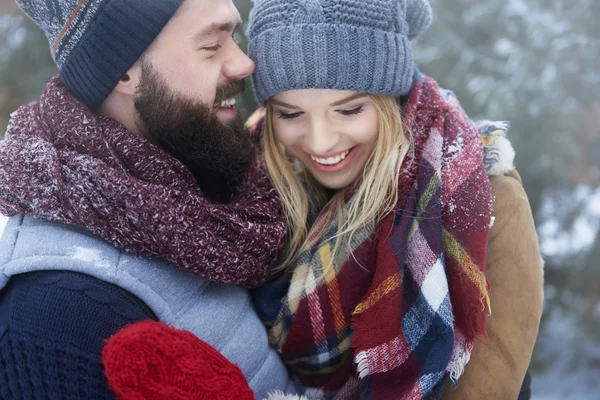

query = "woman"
[246,0,544,399]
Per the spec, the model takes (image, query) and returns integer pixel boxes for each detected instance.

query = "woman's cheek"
[346,124,377,143]
[347,112,379,142]
[273,126,297,149]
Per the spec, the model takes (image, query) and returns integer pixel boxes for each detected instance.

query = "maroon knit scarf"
[0,76,286,288]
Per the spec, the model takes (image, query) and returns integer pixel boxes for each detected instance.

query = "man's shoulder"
[0,215,229,328]
[0,215,124,284]
[0,214,111,252]
[0,271,156,349]
[0,270,156,400]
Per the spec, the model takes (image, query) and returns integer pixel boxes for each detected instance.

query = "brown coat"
[442,170,544,399]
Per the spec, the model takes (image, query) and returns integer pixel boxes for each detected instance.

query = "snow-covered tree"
[0,13,55,135]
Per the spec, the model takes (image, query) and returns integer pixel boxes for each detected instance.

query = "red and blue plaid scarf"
[252,75,493,399]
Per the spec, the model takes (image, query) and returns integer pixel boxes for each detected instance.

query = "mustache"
[214,79,245,106]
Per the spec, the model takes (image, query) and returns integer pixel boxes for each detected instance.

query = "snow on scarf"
[253,75,494,399]
[0,76,286,288]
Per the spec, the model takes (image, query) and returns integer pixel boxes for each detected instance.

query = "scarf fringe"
[355,351,370,379]
[447,346,473,385]
[264,391,310,400]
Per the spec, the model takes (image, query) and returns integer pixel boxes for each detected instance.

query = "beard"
[134,61,255,204]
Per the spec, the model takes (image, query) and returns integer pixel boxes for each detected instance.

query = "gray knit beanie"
[16,0,185,109]
[247,0,433,104]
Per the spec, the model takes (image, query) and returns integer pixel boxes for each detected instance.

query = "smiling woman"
[246,0,544,399]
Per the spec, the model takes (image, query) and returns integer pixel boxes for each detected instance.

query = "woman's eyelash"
[277,112,302,120]
[277,106,363,120]
[339,106,364,116]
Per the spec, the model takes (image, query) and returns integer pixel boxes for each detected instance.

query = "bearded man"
[0,1,296,398]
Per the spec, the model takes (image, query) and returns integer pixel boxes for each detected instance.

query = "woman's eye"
[338,106,364,116]
[277,112,303,120]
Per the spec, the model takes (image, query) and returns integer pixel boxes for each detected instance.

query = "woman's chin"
[309,169,357,191]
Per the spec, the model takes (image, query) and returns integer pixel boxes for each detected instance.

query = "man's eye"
[338,106,364,116]
[203,44,221,51]
[277,112,303,120]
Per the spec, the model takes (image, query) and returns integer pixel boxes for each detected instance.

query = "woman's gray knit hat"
[247,0,433,104]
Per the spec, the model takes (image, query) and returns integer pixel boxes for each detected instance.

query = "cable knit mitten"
[102,320,254,400]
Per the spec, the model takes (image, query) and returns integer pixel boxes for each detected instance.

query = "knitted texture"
[102,320,254,400]
[0,76,286,288]
[16,0,184,109]
[247,0,433,104]
[252,75,493,399]
[0,270,157,400]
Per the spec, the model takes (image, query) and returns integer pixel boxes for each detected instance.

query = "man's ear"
[113,60,143,97]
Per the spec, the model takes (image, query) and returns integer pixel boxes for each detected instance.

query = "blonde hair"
[263,94,410,273]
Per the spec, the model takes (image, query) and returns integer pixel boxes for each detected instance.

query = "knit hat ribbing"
[247,0,433,104]
[16,0,185,109]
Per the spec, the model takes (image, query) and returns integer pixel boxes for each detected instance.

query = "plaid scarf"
[253,75,495,399]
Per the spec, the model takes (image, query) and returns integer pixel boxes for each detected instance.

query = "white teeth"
[311,149,351,165]
[220,98,236,108]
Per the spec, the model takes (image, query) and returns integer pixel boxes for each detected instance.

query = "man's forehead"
[194,19,242,40]
[176,0,241,26]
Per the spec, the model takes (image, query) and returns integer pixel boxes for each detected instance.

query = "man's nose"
[223,44,255,81]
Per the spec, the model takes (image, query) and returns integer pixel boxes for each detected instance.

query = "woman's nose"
[303,118,339,156]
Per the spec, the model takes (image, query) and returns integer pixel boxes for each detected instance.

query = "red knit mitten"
[102,320,254,400]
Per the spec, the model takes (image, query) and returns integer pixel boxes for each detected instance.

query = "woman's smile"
[306,146,358,172]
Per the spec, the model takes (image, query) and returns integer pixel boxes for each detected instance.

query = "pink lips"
[217,107,238,118]
[308,146,359,173]
[216,107,237,116]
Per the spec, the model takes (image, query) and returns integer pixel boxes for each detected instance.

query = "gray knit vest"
[0,214,296,399]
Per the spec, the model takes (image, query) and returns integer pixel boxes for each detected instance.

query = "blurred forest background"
[0,0,598,398]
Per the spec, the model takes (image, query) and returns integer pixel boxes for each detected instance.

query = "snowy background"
[1,0,599,398]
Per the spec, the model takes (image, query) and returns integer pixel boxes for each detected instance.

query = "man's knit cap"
[16,0,185,109]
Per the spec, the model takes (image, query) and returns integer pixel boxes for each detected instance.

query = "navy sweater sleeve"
[0,270,157,400]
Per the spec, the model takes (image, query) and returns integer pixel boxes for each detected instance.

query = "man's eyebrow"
[194,19,242,39]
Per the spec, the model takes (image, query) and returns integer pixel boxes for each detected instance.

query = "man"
[0,0,296,398]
